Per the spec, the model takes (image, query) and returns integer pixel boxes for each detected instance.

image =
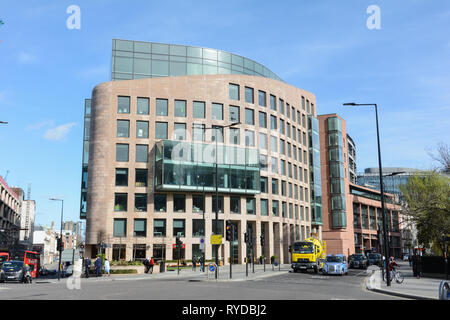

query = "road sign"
[200,238,205,251]
[172,243,186,249]
[208,263,216,272]
[211,234,222,245]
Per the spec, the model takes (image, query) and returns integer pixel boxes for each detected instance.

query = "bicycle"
[383,267,404,284]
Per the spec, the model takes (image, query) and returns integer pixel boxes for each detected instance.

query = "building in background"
[81,39,322,264]
[318,114,403,258]
[32,223,58,265]
[0,176,22,252]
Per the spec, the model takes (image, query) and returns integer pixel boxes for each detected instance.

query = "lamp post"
[343,102,391,286]
[192,121,240,279]
[50,198,64,281]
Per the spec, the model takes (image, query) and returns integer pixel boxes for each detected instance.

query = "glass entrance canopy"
[155,140,260,194]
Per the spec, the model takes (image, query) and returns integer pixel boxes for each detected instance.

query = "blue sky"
[1,0,449,227]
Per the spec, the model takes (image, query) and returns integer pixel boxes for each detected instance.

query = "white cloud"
[18,52,37,64]
[26,120,55,131]
[44,122,77,141]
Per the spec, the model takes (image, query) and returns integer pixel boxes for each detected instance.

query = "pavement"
[365,261,448,300]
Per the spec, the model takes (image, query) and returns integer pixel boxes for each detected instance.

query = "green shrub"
[110,269,138,274]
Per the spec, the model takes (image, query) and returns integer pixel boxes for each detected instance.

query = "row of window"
[114,192,310,220]
[228,84,315,116]
[113,217,311,239]
[353,203,400,232]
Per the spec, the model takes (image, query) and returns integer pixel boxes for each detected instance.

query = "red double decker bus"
[13,251,40,278]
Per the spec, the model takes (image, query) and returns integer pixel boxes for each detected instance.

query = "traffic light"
[57,237,63,252]
[244,232,249,244]
[260,234,265,247]
[176,236,183,249]
[226,221,233,241]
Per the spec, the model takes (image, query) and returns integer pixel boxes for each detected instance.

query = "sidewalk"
[366,262,446,300]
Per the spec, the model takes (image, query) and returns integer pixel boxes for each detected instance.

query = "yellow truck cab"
[290,237,326,273]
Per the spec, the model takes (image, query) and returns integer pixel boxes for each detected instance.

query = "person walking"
[94,256,102,277]
[192,256,197,271]
[144,258,150,273]
[199,255,205,272]
[84,258,91,278]
[149,257,155,274]
[104,259,110,276]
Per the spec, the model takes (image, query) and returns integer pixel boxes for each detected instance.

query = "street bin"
[159,261,165,273]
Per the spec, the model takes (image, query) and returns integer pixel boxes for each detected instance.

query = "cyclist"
[389,256,399,272]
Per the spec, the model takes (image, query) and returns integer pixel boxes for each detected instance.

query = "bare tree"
[429,142,450,174]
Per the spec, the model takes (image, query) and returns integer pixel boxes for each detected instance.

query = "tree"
[399,171,450,254]
[429,142,450,174]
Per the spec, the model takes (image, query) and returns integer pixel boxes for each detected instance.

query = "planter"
[110,265,160,274]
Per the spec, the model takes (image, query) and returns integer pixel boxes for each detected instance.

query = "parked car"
[368,253,382,266]
[349,254,368,269]
[0,261,27,283]
[322,254,348,276]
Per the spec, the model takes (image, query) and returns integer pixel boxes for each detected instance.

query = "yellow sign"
[210,234,223,245]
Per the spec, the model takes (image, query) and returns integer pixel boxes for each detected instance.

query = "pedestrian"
[144,258,150,273]
[412,253,418,277]
[104,259,110,276]
[199,255,205,272]
[84,258,91,278]
[149,257,155,274]
[94,256,102,277]
[192,256,197,271]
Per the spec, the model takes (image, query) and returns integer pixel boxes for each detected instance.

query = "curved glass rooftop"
[112,39,283,82]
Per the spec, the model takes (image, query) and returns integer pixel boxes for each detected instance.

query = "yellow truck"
[290,237,326,273]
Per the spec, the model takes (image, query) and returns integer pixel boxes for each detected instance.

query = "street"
[0,265,402,300]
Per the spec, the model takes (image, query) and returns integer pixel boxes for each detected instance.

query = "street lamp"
[50,198,64,281]
[0,121,7,124]
[192,121,240,279]
[343,102,391,286]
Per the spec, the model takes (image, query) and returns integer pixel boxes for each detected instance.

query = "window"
[212,126,223,143]
[115,168,128,186]
[173,219,185,237]
[270,94,276,110]
[229,83,240,100]
[136,144,148,162]
[117,120,130,138]
[271,156,278,173]
[286,103,290,118]
[245,87,254,103]
[272,200,279,216]
[258,90,266,107]
[279,98,284,115]
[118,96,130,114]
[192,219,205,237]
[260,154,268,171]
[114,193,127,211]
[116,144,129,162]
[245,130,255,147]
[192,195,204,213]
[136,121,149,138]
[156,98,168,116]
[113,219,127,237]
[229,105,240,123]
[135,169,147,187]
[246,198,256,214]
[280,139,285,155]
[270,136,277,152]
[272,178,278,194]
[260,177,268,193]
[173,194,186,212]
[153,219,166,237]
[259,112,267,128]
[259,133,267,150]
[134,194,147,212]
[230,197,240,214]
[211,220,224,236]
[270,115,277,130]
[193,101,205,118]
[154,194,167,212]
[212,195,224,213]
[282,202,287,217]
[245,108,254,125]
[155,122,168,139]
[193,123,205,141]
[174,123,186,140]
[279,119,285,135]
[174,100,186,117]
[212,103,223,120]
[137,97,149,115]
[261,199,268,216]
[229,128,240,145]
[134,219,146,237]
[281,180,286,196]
